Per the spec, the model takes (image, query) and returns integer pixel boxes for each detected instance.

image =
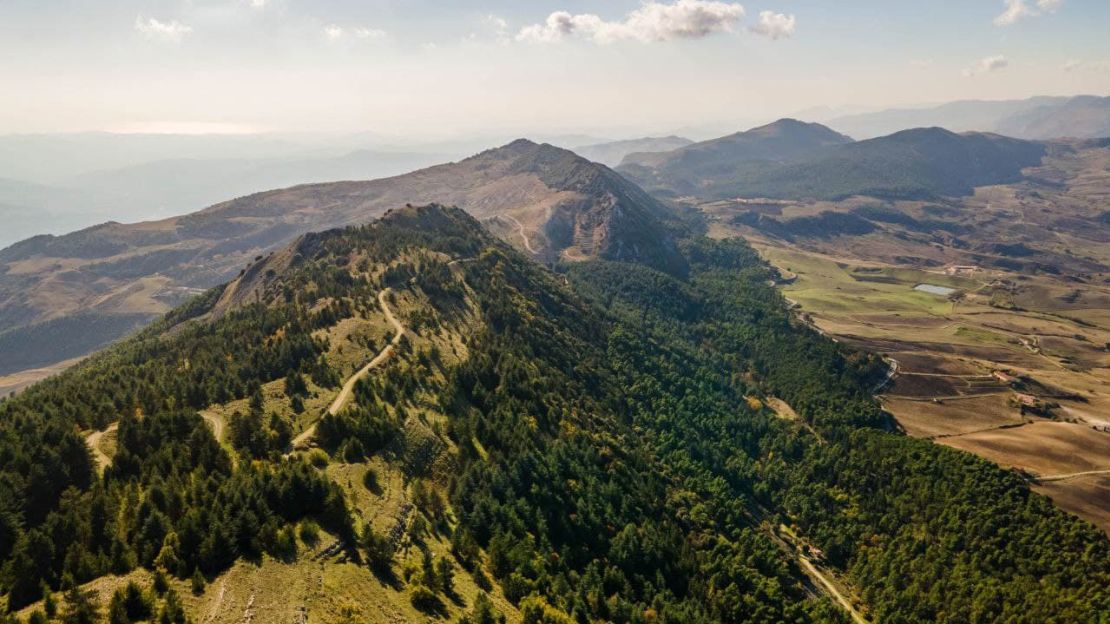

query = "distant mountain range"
[0,148,457,249]
[571,136,693,167]
[617,119,1046,200]
[0,140,683,377]
[823,95,1110,140]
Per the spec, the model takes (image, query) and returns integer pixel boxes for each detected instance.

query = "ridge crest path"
[290,288,405,450]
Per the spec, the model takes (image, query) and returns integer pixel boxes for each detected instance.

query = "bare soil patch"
[887,374,965,398]
[938,422,1110,476]
[886,394,1021,438]
[1033,474,1110,535]
[887,352,985,375]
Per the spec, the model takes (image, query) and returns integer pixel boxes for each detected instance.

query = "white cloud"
[1062,58,1082,71]
[248,0,268,8]
[994,0,1034,25]
[353,27,387,41]
[750,11,795,40]
[994,0,1063,26]
[962,54,1008,77]
[323,24,344,40]
[516,0,746,44]
[478,14,512,45]
[134,15,192,43]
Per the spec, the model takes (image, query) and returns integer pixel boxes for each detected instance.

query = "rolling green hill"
[1,205,1107,623]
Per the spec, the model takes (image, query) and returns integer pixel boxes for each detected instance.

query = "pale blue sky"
[1,0,1108,137]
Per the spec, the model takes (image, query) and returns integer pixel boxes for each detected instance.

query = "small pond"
[914,283,957,296]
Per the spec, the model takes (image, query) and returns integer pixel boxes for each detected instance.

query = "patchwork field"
[711,180,1110,534]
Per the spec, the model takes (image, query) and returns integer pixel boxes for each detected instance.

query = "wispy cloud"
[962,54,1008,77]
[485,14,511,44]
[324,24,387,42]
[749,11,795,40]
[134,15,192,43]
[994,0,1063,26]
[516,0,747,44]
[1063,58,1110,72]
[353,27,387,41]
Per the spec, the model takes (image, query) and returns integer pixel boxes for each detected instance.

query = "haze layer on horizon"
[3,0,1110,139]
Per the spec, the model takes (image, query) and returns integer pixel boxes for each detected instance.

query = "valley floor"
[731,236,1110,534]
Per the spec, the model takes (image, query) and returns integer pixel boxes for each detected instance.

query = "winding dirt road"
[290,288,405,450]
[798,555,868,624]
[199,410,225,443]
[503,214,537,255]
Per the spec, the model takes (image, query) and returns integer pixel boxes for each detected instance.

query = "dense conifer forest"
[0,205,1106,623]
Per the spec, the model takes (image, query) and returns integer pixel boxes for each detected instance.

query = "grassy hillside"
[0,205,1107,623]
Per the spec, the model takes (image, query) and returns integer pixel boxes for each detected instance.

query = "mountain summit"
[618,119,853,195]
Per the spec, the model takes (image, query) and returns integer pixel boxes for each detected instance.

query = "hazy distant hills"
[0,178,116,248]
[824,95,1110,140]
[571,135,693,166]
[995,95,1110,139]
[618,120,1046,200]
[618,119,852,195]
[64,150,453,224]
[0,139,682,376]
[720,127,1046,200]
[0,146,457,248]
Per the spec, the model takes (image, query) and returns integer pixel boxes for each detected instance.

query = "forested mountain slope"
[0,205,1106,623]
[618,119,852,197]
[619,124,1047,201]
[0,139,684,385]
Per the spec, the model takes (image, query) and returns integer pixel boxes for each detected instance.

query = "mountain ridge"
[2,203,1107,623]
[618,122,1047,200]
[0,140,685,381]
